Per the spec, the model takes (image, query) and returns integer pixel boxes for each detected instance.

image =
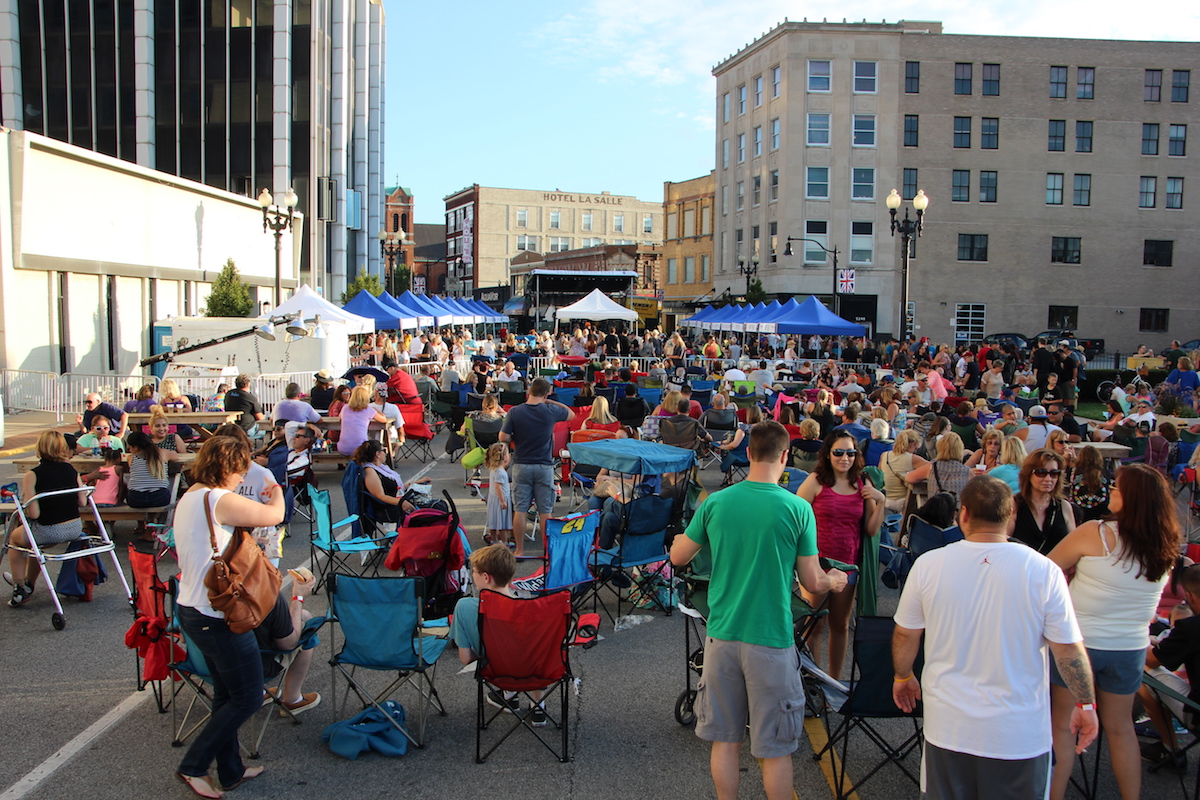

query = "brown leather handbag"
[202,490,281,634]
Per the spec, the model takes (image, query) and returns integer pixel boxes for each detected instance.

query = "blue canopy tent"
[682,304,717,329]
[422,294,470,325]
[440,296,481,324]
[375,292,419,329]
[389,291,435,327]
[774,295,866,336]
[342,291,404,330]
[397,291,452,327]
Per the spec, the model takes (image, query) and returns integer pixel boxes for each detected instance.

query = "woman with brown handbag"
[174,437,285,799]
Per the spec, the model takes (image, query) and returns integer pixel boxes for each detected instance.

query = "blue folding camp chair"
[327,574,448,748]
[780,467,808,493]
[513,511,599,602]
[308,486,392,590]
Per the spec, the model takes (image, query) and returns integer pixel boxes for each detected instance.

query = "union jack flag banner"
[837,269,856,294]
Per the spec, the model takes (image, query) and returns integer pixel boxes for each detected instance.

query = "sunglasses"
[831,449,857,458]
[1033,469,1062,478]
[93,426,110,432]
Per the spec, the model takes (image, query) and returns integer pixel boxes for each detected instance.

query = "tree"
[204,258,253,317]
[392,265,411,295]
[340,270,385,305]
[746,278,768,304]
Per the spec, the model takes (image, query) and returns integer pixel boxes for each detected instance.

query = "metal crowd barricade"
[0,369,64,421]
[60,373,159,414]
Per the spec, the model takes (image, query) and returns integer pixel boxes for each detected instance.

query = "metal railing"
[1,370,159,423]
[1,369,63,421]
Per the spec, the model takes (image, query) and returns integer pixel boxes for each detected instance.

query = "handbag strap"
[201,490,222,558]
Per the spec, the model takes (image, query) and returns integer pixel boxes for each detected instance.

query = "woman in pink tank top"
[797,432,886,679]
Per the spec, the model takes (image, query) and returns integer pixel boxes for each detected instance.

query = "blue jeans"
[177,606,264,785]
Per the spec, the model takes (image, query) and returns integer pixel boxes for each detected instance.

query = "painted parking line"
[804,716,860,800]
[0,690,153,800]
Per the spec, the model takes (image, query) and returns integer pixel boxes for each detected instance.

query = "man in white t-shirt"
[892,476,1098,798]
[371,384,404,458]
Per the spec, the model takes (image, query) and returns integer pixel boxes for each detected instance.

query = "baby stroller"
[383,491,468,618]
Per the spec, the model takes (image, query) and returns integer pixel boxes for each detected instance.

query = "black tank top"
[32,461,81,525]
[1012,495,1070,554]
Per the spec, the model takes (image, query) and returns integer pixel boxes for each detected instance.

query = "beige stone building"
[662,172,717,330]
[442,184,663,297]
[713,20,1199,350]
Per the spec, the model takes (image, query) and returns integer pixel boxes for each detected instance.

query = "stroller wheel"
[674,689,697,727]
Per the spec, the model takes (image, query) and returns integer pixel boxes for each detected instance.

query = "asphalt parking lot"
[0,423,1183,800]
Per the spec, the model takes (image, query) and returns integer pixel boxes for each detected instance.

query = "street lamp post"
[782,237,841,315]
[885,188,930,340]
[737,254,760,298]
[258,187,298,307]
[378,228,412,296]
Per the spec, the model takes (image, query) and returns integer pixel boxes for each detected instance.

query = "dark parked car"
[1032,330,1105,357]
[1181,339,1200,352]
[981,332,1030,351]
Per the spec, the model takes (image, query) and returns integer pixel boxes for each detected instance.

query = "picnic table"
[15,453,197,474]
[126,411,241,439]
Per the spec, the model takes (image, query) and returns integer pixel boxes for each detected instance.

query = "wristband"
[291,596,305,603]
[893,673,914,683]
[1076,702,1095,711]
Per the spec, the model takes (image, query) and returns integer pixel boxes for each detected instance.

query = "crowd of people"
[6,321,1200,799]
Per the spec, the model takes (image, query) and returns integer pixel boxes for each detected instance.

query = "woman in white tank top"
[1045,463,1180,800]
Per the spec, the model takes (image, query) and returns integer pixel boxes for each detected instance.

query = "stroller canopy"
[567,438,696,476]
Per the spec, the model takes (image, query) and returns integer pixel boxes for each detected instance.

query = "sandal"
[221,765,264,791]
[176,771,224,799]
[482,532,494,545]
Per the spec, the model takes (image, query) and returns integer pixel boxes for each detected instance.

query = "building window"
[548,236,571,253]
[853,115,876,146]
[1146,69,1163,101]
[852,168,875,200]
[1077,67,1095,99]
[955,62,973,95]
[903,168,918,200]
[721,185,729,215]
[905,61,920,93]
[982,63,1000,95]
[904,115,919,147]
[682,209,694,237]
[955,304,987,344]
[736,181,744,210]
[722,138,730,168]
[701,254,710,282]
[854,61,877,93]
[684,255,695,283]
[722,93,730,123]
[807,114,830,145]
[808,60,831,92]
[549,211,561,229]
[769,170,779,201]
[770,118,780,150]
[771,66,781,98]
[981,117,999,149]
[1048,120,1066,151]
[958,234,989,261]
[754,75,763,106]
[752,176,761,206]
[1143,123,1160,155]
[737,84,746,114]
[751,225,760,259]
[516,208,527,228]
[1073,174,1091,206]
[613,213,624,232]
[806,167,829,199]
[1143,240,1174,266]
[719,232,726,271]
[1140,308,1170,332]
[953,116,971,148]
[667,258,677,284]
[643,214,653,234]
[1173,70,1190,102]
[753,126,762,156]
[804,221,828,263]
[1049,305,1080,330]
[1169,124,1187,156]
[581,211,593,231]
[1051,236,1081,264]
[1046,173,1064,205]
[1167,177,1184,209]
[1050,66,1068,98]
[735,228,743,260]
[952,170,970,202]
[1140,176,1157,208]
[769,221,778,263]
[737,133,745,163]
[980,171,998,203]
[850,221,874,264]
[516,235,538,251]
[581,237,603,247]
[1076,121,1093,153]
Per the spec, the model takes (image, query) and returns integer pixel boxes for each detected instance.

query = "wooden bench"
[0,474,182,529]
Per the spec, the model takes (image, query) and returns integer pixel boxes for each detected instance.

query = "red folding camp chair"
[124,545,181,712]
[398,402,441,463]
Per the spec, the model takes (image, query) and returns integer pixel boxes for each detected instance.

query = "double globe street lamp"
[259,187,299,307]
[378,228,413,296]
[885,188,929,340]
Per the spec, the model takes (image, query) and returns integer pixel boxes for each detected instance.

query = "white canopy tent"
[555,288,639,322]
[261,284,375,334]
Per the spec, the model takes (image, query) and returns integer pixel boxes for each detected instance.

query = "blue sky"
[383,0,1199,224]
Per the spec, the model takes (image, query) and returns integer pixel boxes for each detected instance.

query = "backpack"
[1146,434,1170,474]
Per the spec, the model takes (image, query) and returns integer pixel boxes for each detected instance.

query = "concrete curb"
[0,443,36,458]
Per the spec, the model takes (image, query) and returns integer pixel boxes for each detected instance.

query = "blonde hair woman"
[965,428,1004,473]
[336,385,388,457]
[881,429,927,512]
[905,432,971,498]
[582,396,619,430]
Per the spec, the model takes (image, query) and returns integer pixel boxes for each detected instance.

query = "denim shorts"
[1050,646,1146,695]
[511,463,556,516]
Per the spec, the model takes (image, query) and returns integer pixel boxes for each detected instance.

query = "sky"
[383,0,1200,224]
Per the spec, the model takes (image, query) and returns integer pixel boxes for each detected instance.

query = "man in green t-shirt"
[1163,340,1187,372]
[671,420,848,800]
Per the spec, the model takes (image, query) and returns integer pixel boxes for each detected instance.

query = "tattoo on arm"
[1056,652,1096,705]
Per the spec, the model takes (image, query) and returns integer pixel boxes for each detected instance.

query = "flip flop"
[176,772,224,799]
[221,766,264,791]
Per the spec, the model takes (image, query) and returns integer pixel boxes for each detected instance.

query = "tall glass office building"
[0,0,384,299]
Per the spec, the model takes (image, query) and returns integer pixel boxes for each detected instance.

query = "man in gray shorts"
[499,377,572,558]
[671,421,847,799]
[892,476,1099,799]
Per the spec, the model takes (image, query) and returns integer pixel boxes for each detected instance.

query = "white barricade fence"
[60,373,160,414]
[1,369,64,421]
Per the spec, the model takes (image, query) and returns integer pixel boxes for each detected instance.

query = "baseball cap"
[1028,405,1049,420]
[1058,340,1071,347]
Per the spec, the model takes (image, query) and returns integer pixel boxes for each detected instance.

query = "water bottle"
[92,446,101,457]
